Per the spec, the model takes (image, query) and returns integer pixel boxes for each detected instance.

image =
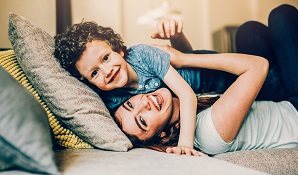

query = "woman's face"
[114,88,174,141]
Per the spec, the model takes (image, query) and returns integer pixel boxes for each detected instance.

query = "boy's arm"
[163,65,199,156]
[151,19,193,53]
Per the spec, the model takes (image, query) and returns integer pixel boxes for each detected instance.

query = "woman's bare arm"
[154,44,269,143]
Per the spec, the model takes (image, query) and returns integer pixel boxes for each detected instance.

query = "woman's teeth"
[149,95,161,110]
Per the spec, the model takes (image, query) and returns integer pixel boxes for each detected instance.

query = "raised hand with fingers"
[151,18,192,53]
[151,19,184,39]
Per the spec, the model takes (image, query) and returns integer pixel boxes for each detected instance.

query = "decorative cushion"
[8,13,132,151]
[214,148,298,175]
[0,50,92,148]
[0,66,60,174]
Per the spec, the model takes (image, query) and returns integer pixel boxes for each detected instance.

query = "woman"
[113,4,298,156]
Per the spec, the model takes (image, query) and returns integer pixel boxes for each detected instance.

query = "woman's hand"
[152,44,185,68]
[166,146,208,157]
[151,19,183,39]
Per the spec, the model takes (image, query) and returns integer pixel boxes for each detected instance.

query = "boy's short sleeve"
[126,44,171,80]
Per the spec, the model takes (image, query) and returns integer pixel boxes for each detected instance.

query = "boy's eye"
[126,101,133,109]
[91,69,98,78]
[140,116,147,127]
[103,55,109,62]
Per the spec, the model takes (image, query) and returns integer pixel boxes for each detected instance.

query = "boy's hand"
[166,146,208,157]
[151,19,183,39]
[152,44,184,68]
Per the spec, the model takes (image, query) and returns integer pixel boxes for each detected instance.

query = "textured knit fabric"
[0,50,92,149]
[194,101,298,155]
[0,65,60,174]
[102,44,201,112]
[8,13,132,151]
[214,148,298,175]
[54,148,267,175]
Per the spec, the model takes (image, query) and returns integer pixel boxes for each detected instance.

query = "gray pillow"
[8,13,132,151]
[0,66,60,174]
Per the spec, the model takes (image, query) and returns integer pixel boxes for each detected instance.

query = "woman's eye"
[91,70,98,78]
[103,55,109,62]
[140,116,147,127]
[127,101,133,108]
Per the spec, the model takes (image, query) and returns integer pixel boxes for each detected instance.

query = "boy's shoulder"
[127,44,164,58]
[128,44,153,51]
[125,44,170,68]
[126,44,157,60]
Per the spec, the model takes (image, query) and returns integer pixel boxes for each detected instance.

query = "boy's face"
[76,40,129,91]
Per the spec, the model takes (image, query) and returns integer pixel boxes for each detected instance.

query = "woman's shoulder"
[128,44,155,52]
[194,107,233,155]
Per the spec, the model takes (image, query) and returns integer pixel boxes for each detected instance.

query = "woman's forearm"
[181,53,265,76]
[179,52,269,142]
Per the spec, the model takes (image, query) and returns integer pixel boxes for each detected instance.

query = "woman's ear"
[159,131,166,138]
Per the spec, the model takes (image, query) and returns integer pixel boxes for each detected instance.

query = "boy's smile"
[76,40,138,91]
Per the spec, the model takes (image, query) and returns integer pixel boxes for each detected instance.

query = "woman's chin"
[156,88,172,98]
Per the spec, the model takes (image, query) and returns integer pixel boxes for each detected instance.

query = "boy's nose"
[100,65,112,77]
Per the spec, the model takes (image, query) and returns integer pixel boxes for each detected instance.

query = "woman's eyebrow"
[121,103,145,131]
[122,103,131,111]
[134,117,146,132]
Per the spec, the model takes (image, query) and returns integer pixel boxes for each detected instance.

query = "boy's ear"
[120,50,125,57]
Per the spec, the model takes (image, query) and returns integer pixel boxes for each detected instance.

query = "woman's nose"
[139,96,151,110]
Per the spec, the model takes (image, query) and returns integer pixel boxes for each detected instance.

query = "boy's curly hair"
[54,21,127,79]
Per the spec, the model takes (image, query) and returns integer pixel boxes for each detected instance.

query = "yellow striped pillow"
[0,50,93,149]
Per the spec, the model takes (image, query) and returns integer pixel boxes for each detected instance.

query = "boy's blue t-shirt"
[100,44,201,112]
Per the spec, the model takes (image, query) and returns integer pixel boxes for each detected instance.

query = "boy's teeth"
[149,95,160,110]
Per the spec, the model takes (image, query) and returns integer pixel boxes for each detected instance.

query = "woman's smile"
[148,94,163,111]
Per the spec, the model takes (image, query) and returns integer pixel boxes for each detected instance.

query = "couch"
[0,13,297,175]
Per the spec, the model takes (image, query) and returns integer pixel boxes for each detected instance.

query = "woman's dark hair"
[54,21,127,80]
[117,93,221,152]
